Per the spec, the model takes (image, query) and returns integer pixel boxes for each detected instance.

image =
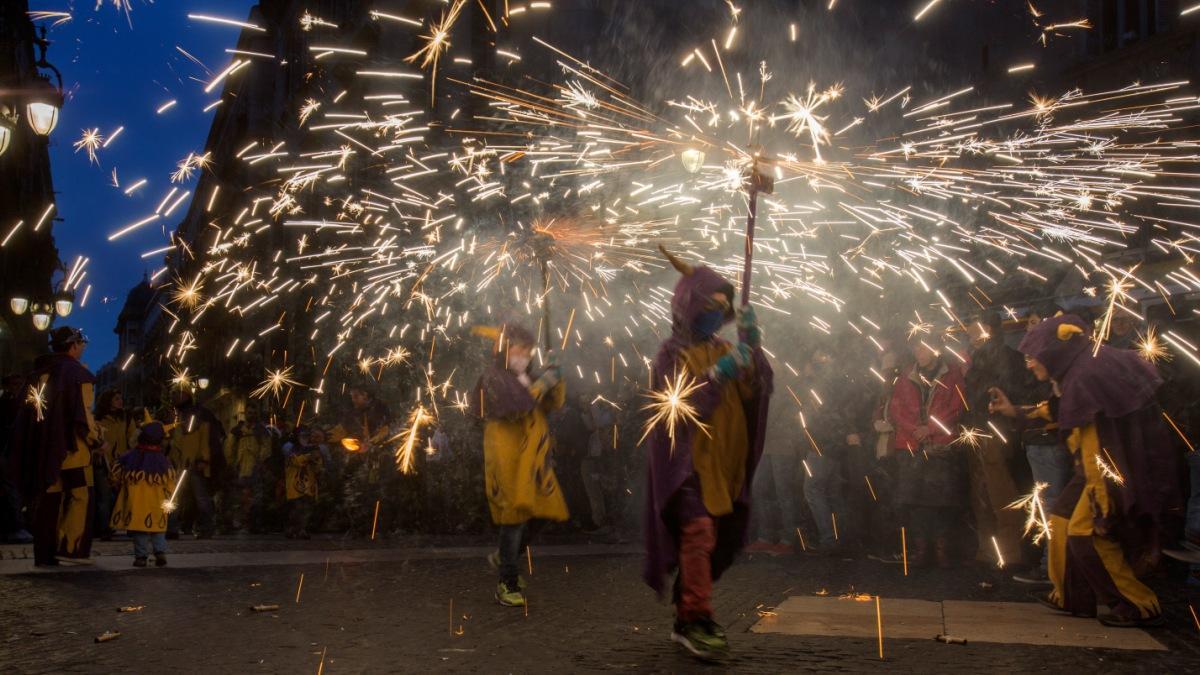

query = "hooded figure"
[643,247,772,658]
[1014,314,1183,627]
[12,327,102,565]
[471,323,568,607]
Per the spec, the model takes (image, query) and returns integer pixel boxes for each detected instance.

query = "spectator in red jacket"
[888,336,966,568]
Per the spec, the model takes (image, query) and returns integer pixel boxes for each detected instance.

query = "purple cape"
[1018,315,1161,430]
[115,445,173,479]
[470,324,538,421]
[1020,314,1183,555]
[12,353,95,499]
[471,361,537,422]
[642,265,773,596]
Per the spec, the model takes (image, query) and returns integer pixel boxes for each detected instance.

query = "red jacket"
[889,360,965,450]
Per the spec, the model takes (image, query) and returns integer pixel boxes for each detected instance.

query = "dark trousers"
[908,505,955,542]
[32,490,63,565]
[287,496,313,535]
[92,467,114,536]
[498,519,544,588]
[33,467,93,563]
[177,474,214,535]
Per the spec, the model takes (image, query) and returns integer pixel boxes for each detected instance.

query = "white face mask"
[508,354,531,374]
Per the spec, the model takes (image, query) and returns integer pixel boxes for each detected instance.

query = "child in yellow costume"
[471,324,568,607]
[110,421,177,568]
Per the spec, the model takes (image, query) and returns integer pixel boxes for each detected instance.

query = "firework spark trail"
[60,2,1200,476]
[1007,482,1051,544]
[392,405,434,474]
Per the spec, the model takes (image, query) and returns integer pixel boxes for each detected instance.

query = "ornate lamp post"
[0,24,63,159]
[24,26,63,137]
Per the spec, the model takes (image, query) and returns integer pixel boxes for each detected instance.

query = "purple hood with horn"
[642,264,773,596]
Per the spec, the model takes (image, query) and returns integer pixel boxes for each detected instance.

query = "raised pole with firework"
[740,151,774,307]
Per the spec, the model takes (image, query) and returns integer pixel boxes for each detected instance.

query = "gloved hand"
[708,343,752,382]
[532,365,562,395]
[542,349,559,369]
[736,305,761,348]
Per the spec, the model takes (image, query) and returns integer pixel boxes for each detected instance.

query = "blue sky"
[32,0,254,366]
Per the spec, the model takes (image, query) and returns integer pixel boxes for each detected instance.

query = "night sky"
[32,1,255,367]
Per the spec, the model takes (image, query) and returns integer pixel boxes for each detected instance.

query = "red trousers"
[677,516,716,622]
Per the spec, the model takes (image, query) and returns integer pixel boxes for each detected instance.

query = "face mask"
[508,354,531,373]
[693,309,725,338]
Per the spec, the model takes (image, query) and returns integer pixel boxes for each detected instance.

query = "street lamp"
[54,289,73,317]
[0,107,15,158]
[30,304,52,331]
[9,296,29,315]
[197,377,210,390]
[25,78,61,137]
[680,147,705,174]
[26,26,63,137]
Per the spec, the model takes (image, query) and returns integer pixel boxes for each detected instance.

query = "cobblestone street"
[2,537,1197,673]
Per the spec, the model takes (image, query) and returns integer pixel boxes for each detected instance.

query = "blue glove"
[736,305,761,348]
[709,343,752,382]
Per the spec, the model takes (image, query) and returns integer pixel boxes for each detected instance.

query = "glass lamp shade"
[0,122,11,158]
[197,377,210,390]
[26,101,59,136]
[31,308,52,331]
[54,298,73,317]
[680,148,705,174]
[9,297,29,315]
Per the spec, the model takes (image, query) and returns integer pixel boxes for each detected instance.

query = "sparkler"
[1136,327,1170,364]
[161,469,188,514]
[25,382,47,422]
[639,367,710,450]
[1095,451,1126,486]
[405,0,468,102]
[73,128,104,165]
[251,366,303,400]
[1007,481,1051,545]
[392,405,434,475]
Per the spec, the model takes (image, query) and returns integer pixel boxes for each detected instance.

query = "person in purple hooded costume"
[990,313,1183,628]
[11,327,103,566]
[643,246,772,659]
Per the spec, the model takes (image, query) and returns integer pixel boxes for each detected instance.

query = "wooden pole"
[740,182,758,307]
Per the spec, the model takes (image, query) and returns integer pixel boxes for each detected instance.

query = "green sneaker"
[671,620,728,660]
[495,582,526,608]
[701,618,726,640]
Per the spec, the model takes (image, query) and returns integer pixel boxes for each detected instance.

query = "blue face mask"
[693,309,725,338]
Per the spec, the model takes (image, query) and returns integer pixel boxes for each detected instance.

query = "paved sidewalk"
[1,544,1197,673]
[0,542,639,574]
